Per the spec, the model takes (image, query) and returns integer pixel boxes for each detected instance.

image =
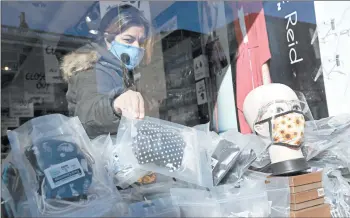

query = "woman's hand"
[113,90,145,119]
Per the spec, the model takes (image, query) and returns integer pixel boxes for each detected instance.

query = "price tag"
[44,158,85,189]
[317,188,325,197]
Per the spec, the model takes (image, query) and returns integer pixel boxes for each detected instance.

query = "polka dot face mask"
[255,110,305,149]
[132,121,185,171]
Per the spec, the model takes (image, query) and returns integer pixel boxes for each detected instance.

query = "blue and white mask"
[109,40,145,70]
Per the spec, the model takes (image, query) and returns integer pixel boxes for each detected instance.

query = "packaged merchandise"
[170,188,221,217]
[7,114,122,217]
[231,170,290,218]
[211,139,241,185]
[1,152,30,217]
[219,132,264,185]
[211,178,270,217]
[303,114,350,173]
[127,196,180,217]
[91,134,148,189]
[117,116,213,187]
[265,177,291,218]
[303,114,350,162]
[322,168,350,217]
[217,192,270,217]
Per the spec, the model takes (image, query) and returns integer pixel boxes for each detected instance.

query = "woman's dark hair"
[99,4,153,64]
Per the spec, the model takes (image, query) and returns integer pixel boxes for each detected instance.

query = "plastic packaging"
[1,152,30,217]
[7,114,122,217]
[265,177,291,218]
[211,176,269,217]
[91,134,148,189]
[170,188,221,217]
[127,196,180,217]
[323,168,350,218]
[132,174,207,201]
[303,114,350,163]
[211,139,241,186]
[117,116,213,187]
[217,192,270,217]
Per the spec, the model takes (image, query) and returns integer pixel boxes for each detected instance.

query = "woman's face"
[114,25,146,48]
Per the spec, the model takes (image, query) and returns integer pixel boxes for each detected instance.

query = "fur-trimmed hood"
[61,42,125,82]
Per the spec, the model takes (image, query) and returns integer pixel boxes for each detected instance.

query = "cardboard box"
[290,204,331,218]
[289,172,323,187]
[291,198,324,211]
[290,182,323,194]
[291,188,325,203]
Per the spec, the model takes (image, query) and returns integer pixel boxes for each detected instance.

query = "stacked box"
[287,172,331,218]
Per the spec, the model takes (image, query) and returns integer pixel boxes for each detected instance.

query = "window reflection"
[2,1,344,158]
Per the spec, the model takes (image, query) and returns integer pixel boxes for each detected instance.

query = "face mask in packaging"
[117,116,213,188]
[7,114,122,217]
[211,139,241,186]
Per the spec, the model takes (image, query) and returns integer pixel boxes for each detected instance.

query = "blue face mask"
[109,40,145,70]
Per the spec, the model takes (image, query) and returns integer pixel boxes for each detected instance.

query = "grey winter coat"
[61,42,135,138]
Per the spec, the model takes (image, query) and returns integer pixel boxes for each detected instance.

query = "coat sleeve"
[73,68,124,138]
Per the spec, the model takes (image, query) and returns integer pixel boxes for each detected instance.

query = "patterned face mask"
[255,111,305,149]
[133,121,185,171]
[24,140,93,201]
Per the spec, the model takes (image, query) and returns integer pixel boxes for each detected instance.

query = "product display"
[2,1,350,217]
[7,114,122,217]
[117,116,213,188]
[24,139,93,201]
[243,83,313,176]
[133,121,185,171]
[3,107,350,218]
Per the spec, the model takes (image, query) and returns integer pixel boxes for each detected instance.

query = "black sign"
[263,1,328,119]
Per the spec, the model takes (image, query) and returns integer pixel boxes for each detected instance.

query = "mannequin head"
[243,84,308,173]
[244,83,301,138]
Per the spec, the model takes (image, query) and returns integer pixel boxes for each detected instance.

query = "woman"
[61,5,153,138]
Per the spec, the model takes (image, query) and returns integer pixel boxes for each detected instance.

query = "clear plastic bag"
[7,114,122,217]
[303,114,350,161]
[219,130,272,185]
[217,192,270,217]
[211,139,241,186]
[211,175,269,217]
[323,167,350,218]
[117,116,213,187]
[170,188,221,217]
[91,134,148,189]
[1,152,30,217]
[127,196,180,217]
[265,177,291,218]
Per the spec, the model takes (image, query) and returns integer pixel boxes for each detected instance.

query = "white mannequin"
[243,83,305,164]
